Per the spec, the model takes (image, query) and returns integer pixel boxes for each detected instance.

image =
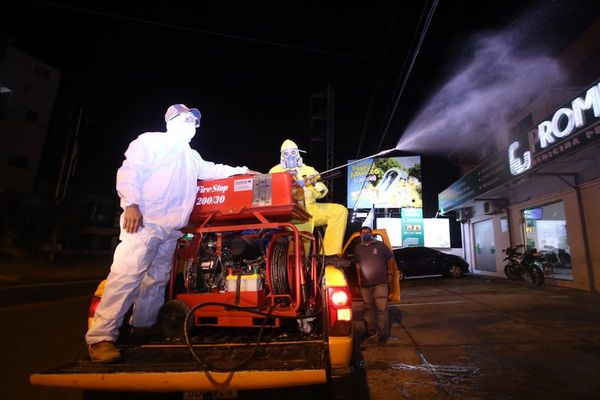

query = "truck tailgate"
[31,340,328,391]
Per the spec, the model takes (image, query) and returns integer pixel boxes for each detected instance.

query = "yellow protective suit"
[270,164,348,255]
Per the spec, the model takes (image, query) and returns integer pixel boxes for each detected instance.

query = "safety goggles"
[281,149,299,158]
[170,112,200,128]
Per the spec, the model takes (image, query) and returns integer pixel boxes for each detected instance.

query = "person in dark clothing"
[354,226,393,345]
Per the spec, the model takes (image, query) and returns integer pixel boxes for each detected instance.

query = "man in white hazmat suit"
[269,139,347,256]
[86,104,256,363]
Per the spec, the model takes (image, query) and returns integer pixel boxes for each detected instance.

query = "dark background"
[2,0,599,249]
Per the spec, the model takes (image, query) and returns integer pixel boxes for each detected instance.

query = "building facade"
[439,20,600,292]
[0,43,60,194]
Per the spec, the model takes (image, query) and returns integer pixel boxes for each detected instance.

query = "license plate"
[183,391,238,400]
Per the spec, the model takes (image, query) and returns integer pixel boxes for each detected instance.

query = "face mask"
[361,233,373,242]
[280,148,303,169]
[166,118,197,142]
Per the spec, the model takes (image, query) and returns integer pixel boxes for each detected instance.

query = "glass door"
[474,219,496,272]
[523,201,572,280]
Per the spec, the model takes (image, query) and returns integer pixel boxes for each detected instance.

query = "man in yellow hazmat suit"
[269,139,348,256]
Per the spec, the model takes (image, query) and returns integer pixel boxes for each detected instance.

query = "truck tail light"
[327,287,352,336]
[89,295,101,319]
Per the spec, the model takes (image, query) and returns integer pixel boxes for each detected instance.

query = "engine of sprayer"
[169,172,318,329]
[183,232,274,295]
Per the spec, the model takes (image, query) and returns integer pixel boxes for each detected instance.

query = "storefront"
[439,80,600,292]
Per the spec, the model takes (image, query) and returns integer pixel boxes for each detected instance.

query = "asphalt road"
[0,280,101,307]
[0,295,89,400]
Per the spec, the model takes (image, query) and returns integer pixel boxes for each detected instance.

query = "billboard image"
[347,156,422,208]
[376,217,451,248]
[401,208,424,247]
[424,218,451,248]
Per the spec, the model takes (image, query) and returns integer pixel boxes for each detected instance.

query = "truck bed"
[31,329,330,392]
[47,341,325,373]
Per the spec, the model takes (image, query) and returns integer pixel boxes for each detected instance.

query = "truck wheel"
[329,366,368,400]
[329,374,357,400]
[328,345,367,400]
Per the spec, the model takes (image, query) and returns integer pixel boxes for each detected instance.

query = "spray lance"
[299,148,398,186]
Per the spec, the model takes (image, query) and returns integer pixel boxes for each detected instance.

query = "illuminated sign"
[401,208,424,247]
[508,141,532,175]
[424,218,451,248]
[377,217,451,248]
[347,156,422,208]
[509,82,600,176]
[537,84,600,149]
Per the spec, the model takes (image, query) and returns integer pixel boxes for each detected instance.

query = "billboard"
[376,218,403,247]
[376,217,451,248]
[401,208,424,247]
[423,218,451,248]
[347,156,422,209]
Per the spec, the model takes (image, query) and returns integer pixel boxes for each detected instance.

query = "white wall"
[581,179,600,291]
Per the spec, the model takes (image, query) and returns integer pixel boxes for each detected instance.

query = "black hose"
[270,237,291,295]
[182,234,331,371]
[182,301,324,372]
[183,302,278,372]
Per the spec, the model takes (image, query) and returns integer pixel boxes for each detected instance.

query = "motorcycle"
[503,245,545,286]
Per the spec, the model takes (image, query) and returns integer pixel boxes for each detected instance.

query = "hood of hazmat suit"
[279,139,305,169]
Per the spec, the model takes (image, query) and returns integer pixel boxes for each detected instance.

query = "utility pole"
[310,83,334,200]
[55,105,82,204]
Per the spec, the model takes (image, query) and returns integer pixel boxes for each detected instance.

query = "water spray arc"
[315,148,397,178]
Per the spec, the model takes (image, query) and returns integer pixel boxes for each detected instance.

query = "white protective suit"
[86,118,247,345]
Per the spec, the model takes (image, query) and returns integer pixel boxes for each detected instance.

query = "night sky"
[3,0,599,208]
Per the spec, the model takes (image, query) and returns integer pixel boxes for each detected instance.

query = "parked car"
[394,247,469,280]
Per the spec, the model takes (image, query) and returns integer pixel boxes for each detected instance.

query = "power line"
[34,0,403,64]
[375,0,439,152]
[355,0,400,159]
[351,0,438,215]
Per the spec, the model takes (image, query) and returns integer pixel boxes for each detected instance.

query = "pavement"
[353,275,600,400]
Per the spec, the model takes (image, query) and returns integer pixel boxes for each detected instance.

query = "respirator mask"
[281,148,303,169]
[166,112,200,142]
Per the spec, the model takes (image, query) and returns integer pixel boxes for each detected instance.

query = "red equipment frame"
[167,174,318,328]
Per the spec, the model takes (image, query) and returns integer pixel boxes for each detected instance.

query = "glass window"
[523,201,572,281]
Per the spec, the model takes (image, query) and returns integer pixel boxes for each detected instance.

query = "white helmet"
[280,139,305,169]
